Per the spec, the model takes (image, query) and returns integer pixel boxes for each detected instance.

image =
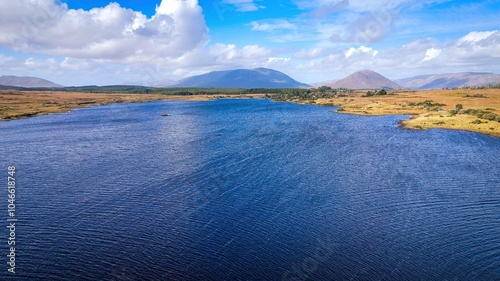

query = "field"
[313,88,500,137]
[0,90,266,121]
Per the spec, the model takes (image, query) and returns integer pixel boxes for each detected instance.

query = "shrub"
[471,119,486,124]
[482,113,497,121]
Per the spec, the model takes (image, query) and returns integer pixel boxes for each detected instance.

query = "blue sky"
[0,0,499,86]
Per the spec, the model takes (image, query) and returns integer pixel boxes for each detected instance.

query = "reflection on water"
[0,99,499,280]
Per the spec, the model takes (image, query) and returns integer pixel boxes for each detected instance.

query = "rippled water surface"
[1,99,499,280]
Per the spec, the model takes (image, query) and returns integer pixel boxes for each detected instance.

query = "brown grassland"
[1,89,499,137]
[0,90,264,120]
[313,88,500,137]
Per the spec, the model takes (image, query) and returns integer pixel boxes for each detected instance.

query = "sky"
[0,0,499,86]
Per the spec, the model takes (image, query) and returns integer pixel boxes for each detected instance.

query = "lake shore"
[1,89,499,138]
[306,88,500,138]
[0,90,264,120]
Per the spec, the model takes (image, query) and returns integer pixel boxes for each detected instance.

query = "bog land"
[0,88,499,137]
[312,88,500,137]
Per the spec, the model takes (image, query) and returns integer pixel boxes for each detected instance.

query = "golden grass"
[1,89,499,137]
[0,90,265,121]
[313,88,500,137]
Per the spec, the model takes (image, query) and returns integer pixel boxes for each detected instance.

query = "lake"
[0,99,499,280]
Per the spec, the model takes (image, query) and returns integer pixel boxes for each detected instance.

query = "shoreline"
[294,88,500,138]
[0,90,264,121]
[1,89,499,138]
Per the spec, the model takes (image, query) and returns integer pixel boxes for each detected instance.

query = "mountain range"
[0,75,63,88]
[174,68,310,88]
[2,70,499,90]
[395,72,500,89]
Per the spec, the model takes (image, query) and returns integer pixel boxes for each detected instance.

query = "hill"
[0,75,63,88]
[396,72,500,89]
[174,68,310,88]
[327,70,402,89]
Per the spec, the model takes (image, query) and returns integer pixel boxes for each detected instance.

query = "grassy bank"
[310,89,500,137]
[1,88,499,138]
[0,90,265,121]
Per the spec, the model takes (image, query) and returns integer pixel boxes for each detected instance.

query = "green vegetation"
[362,89,388,97]
[470,84,500,89]
[448,104,500,122]
[408,100,446,111]
[58,85,358,102]
[12,85,357,101]
[465,93,488,98]
[271,87,353,101]
[460,108,500,122]
[471,119,488,124]
[64,86,249,95]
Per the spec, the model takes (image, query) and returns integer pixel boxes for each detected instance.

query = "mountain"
[327,70,403,89]
[0,75,63,88]
[396,72,500,89]
[174,68,310,88]
[311,80,338,88]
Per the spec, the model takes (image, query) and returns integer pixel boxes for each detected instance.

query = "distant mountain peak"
[328,70,402,89]
[175,68,310,88]
[396,72,500,89]
[0,75,63,88]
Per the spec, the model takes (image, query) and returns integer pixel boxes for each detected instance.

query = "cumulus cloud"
[422,48,441,62]
[293,30,500,83]
[457,30,498,45]
[0,0,208,62]
[222,0,263,12]
[443,30,500,62]
[345,46,379,58]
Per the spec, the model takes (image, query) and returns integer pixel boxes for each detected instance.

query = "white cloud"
[60,58,94,71]
[267,57,291,63]
[208,43,272,64]
[457,30,497,44]
[293,0,450,12]
[345,46,378,58]
[290,0,456,44]
[422,48,442,62]
[0,54,15,66]
[0,0,209,62]
[295,48,324,59]
[293,30,500,82]
[222,0,263,12]
[444,30,500,62]
[250,20,296,31]
[22,57,57,70]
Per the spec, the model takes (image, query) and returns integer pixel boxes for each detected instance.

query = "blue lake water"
[0,98,499,280]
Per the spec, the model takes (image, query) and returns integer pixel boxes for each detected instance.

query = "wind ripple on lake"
[0,99,498,280]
